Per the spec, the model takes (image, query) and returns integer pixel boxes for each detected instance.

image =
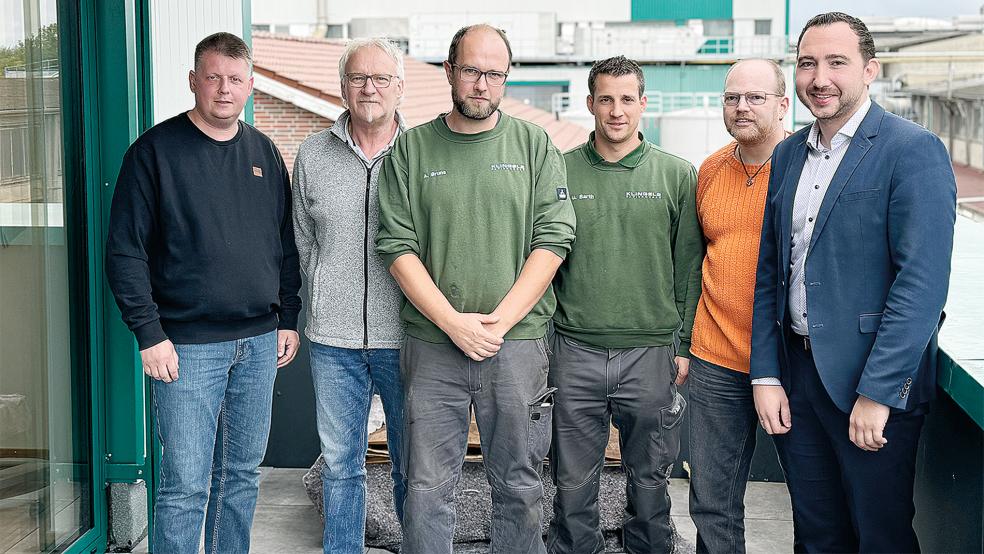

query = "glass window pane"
[0,0,92,552]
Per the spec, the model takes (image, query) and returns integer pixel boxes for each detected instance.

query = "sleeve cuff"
[380,249,416,269]
[676,340,691,358]
[133,320,168,351]
[277,310,299,332]
[752,377,783,386]
[532,245,569,261]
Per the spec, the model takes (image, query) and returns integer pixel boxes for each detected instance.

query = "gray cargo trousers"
[400,336,555,554]
[546,331,687,554]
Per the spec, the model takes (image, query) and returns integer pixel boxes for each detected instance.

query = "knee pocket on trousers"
[642,391,687,482]
[528,387,557,466]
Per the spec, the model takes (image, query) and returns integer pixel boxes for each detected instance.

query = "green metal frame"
[57,1,155,553]
[938,352,984,430]
[243,0,254,124]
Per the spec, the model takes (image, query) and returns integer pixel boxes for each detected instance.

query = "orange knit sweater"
[691,141,772,373]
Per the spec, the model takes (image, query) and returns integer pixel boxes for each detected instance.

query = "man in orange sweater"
[688,58,789,553]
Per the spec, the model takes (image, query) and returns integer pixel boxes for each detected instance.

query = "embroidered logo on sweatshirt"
[556,187,569,200]
[423,170,447,179]
[252,166,263,177]
[625,191,662,200]
[490,163,526,172]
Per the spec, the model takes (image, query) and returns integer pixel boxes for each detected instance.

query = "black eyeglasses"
[721,91,783,106]
[345,73,399,88]
[452,64,508,87]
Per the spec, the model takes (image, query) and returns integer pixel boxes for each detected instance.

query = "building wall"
[631,0,731,22]
[889,34,984,88]
[319,0,632,26]
[150,0,246,124]
[732,0,786,37]
[252,90,332,174]
[250,0,318,27]
[643,64,730,92]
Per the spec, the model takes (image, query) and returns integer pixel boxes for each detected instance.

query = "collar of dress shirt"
[807,97,872,153]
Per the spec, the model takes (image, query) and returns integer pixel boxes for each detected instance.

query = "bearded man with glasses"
[376,23,576,554]
[292,38,408,553]
[687,58,789,554]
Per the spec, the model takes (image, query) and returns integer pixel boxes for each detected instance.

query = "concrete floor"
[139,467,791,553]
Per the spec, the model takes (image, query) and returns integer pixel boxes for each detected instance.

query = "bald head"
[447,24,513,66]
[725,58,785,97]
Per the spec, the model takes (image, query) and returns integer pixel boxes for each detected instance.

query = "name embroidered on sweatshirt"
[490,163,527,172]
[625,191,662,200]
[422,170,448,179]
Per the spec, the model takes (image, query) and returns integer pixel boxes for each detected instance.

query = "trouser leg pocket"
[528,387,558,465]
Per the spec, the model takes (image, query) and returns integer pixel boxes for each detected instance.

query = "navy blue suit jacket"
[750,102,956,413]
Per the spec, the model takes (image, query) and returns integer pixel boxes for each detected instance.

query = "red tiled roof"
[252,33,590,150]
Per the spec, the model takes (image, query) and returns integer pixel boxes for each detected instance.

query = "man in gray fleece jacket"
[292,38,407,554]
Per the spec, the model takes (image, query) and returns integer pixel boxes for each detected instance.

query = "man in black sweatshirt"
[106,32,301,554]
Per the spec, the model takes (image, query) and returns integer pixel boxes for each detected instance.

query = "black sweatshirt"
[106,113,302,349]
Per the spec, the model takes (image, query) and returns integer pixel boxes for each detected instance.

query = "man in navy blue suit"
[750,12,957,553]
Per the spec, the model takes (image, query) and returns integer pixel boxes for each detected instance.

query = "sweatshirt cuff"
[533,245,569,261]
[676,340,691,357]
[277,310,299,332]
[380,249,416,269]
[133,320,168,351]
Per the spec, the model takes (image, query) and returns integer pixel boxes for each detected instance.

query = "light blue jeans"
[310,342,405,554]
[151,330,278,554]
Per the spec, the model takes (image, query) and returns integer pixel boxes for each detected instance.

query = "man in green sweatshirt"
[376,24,576,554]
[546,56,703,554]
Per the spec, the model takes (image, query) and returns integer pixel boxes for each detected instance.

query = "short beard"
[451,88,498,120]
[359,105,376,125]
[727,119,777,146]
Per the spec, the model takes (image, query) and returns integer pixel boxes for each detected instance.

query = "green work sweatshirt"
[376,112,577,343]
[553,133,703,354]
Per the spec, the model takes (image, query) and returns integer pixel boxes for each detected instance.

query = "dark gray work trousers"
[546,332,686,554]
[400,336,555,554]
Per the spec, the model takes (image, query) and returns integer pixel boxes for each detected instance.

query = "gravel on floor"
[304,458,695,553]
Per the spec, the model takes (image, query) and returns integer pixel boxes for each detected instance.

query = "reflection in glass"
[0,0,91,552]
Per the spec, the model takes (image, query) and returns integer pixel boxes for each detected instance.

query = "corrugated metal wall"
[631,0,732,22]
[150,0,246,124]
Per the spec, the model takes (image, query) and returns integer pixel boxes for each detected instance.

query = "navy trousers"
[774,336,925,554]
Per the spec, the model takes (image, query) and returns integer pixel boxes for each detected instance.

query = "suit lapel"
[808,104,883,252]
[780,139,809,276]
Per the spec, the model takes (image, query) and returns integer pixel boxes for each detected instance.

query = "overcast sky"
[790,0,981,34]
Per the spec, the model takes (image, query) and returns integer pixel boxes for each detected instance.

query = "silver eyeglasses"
[345,73,399,88]
[721,91,783,106]
[452,64,508,87]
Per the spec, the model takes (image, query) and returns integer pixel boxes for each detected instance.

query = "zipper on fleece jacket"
[362,157,383,349]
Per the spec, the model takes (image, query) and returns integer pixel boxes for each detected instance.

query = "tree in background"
[0,23,59,74]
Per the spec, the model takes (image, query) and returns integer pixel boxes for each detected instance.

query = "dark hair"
[194,32,252,71]
[797,12,876,62]
[725,58,786,96]
[588,55,645,98]
[447,24,512,66]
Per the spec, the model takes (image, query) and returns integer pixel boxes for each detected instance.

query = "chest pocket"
[840,189,880,203]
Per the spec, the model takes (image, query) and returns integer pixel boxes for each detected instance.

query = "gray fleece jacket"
[292,111,406,349]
